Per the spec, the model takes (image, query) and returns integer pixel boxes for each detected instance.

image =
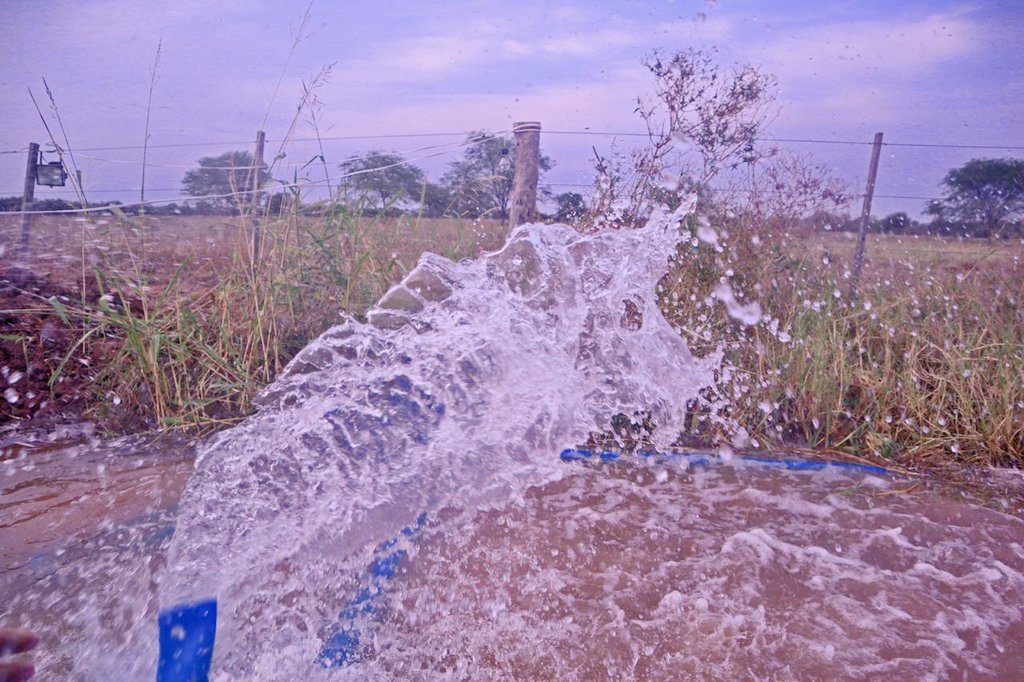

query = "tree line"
[2,149,1020,237]
[176,132,580,220]
[1,44,1021,236]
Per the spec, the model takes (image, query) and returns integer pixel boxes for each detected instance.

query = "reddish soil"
[0,266,115,426]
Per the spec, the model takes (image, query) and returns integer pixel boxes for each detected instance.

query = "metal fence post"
[18,143,39,263]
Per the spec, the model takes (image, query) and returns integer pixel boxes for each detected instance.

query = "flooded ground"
[0,425,194,678]
[2,434,1023,680]
[369,461,1024,681]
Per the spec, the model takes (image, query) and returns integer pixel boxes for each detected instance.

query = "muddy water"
[3,438,1024,680]
[0,427,193,678]
[339,461,1024,681]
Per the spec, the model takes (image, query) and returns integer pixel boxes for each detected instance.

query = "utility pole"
[509,121,541,228]
[850,132,884,299]
[250,130,266,267]
[18,143,39,263]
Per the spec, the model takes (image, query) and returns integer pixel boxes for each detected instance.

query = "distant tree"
[925,158,1024,239]
[554,192,587,222]
[419,182,452,218]
[181,151,269,210]
[29,198,77,213]
[266,193,291,216]
[0,196,82,212]
[441,133,553,219]
[338,151,427,212]
[880,212,915,234]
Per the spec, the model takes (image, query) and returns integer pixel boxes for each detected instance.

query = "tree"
[925,158,1024,239]
[553,192,587,222]
[0,196,22,212]
[880,212,915,235]
[642,49,775,179]
[181,151,269,210]
[420,182,452,218]
[441,133,553,219]
[590,48,777,226]
[338,151,427,212]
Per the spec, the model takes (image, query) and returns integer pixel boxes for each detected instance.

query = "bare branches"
[642,48,775,181]
[588,48,850,230]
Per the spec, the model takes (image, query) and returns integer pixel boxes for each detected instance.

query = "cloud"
[752,10,978,82]
[540,29,639,56]
[742,10,984,134]
[651,14,737,44]
[388,35,493,76]
[339,31,531,85]
[340,22,643,85]
[312,63,637,146]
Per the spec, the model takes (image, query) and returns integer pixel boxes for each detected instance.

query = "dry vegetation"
[658,218,1024,468]
[2,208,1022,470]
[0,211,507,430]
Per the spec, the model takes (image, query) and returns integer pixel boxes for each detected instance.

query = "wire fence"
[0,132,509,215]
[2,127,1023,217]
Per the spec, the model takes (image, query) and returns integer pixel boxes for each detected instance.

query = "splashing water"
[159,206,717,675]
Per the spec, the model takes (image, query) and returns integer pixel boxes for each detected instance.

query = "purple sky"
[2,0,1022,218]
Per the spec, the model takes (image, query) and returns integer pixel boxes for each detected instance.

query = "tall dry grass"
[659,216,1024,467]
[1,209,505,431]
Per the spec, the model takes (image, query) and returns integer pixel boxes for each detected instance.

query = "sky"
[1,0,1022,218]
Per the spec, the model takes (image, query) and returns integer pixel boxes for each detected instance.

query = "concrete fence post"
[850,132,884,299]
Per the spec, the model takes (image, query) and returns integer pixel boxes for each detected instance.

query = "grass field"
[0,211,508,430]
[0,213,508,298]
[1,210,1021,469]
[658,219,1023,468]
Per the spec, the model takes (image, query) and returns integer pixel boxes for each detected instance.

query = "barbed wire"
[547,182,945,201]
[10,185,948,204]
[0,131,509,216]
[5,129,1023,157]
[0,131,480,155]
[68,136,485,172]
[3,127,1020,211]
[543,131,1024,151]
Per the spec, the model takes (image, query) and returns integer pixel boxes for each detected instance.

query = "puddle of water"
[6,449,1022,680]
[1,429,193,573]
[357,462,1024,681]
[0,429,193,678]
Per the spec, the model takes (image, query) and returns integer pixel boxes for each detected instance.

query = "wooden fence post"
[509,121,541,228]
[850,132,884,299]
[250,130,266,267]
[18,143,39,263]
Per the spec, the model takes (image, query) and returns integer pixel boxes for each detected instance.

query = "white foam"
[159,207,720,675]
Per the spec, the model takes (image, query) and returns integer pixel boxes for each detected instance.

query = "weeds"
[659,217,1024,466]
[2,206,503,432]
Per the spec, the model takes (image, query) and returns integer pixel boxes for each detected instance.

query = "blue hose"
[559,447,888,474]
[156,599,217,682]
[316,511,428,667]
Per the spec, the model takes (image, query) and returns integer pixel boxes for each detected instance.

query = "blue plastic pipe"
[558,447,888,474]
[316,511,427,667]
[157,599,217,682]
